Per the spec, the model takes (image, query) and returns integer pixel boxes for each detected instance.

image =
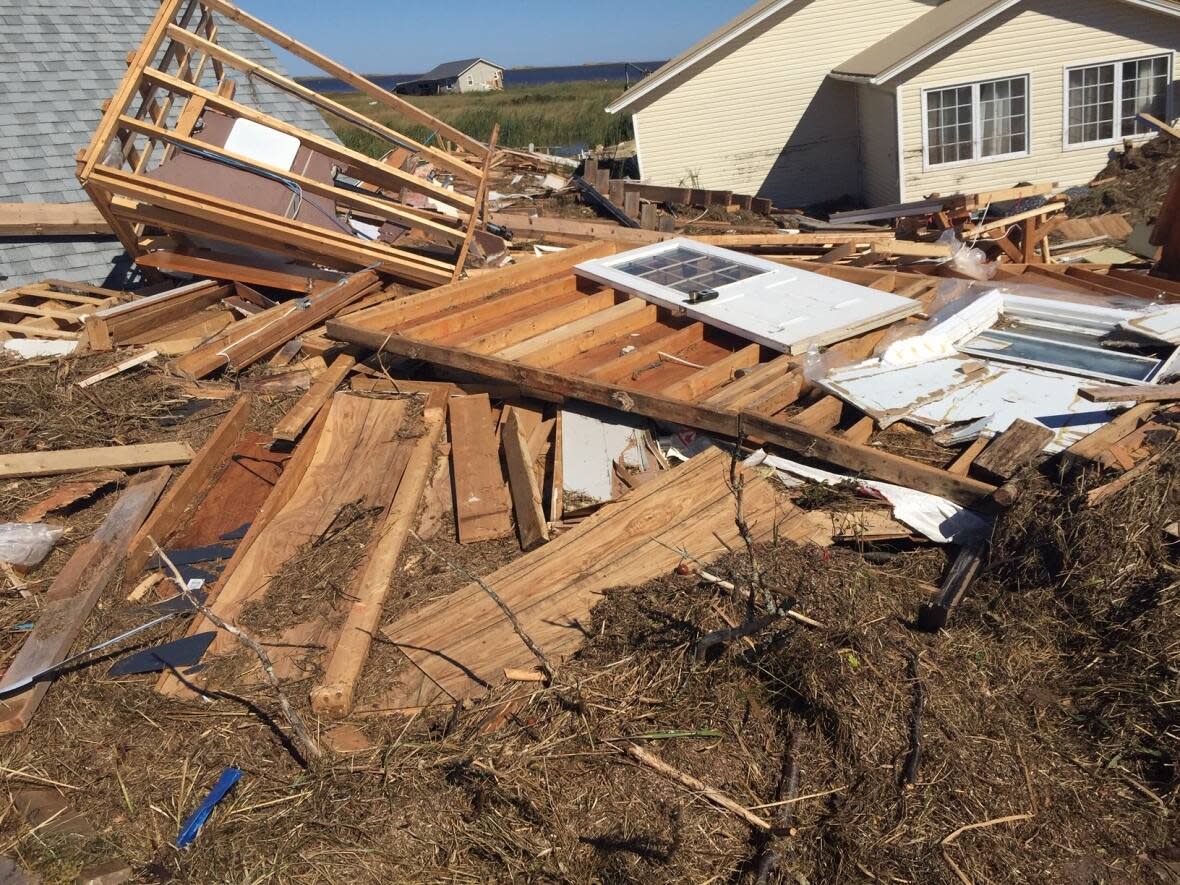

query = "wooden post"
[640,202,658,231]
[452,124,500,282]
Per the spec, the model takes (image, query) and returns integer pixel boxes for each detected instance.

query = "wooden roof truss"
[77,0,493,291]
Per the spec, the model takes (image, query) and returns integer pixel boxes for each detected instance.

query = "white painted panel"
[224,118,301,172]
[575,239,920,354]
[1123,304,1180,344]
[820,356,1132,452]
[560,405,649,503]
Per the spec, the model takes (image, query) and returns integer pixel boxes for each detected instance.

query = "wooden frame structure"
[326,242,1000,506]
[0,280,128,343]
[77,0,493,290]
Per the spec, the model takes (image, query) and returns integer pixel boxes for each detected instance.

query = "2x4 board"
[574,239,921,354]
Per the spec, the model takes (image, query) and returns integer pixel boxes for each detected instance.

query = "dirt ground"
[0,355,1178,884]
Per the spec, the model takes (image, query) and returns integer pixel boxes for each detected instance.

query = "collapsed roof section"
[76,0,497,291]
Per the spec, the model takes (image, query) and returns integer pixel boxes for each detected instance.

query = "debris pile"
[2,2,1180,882]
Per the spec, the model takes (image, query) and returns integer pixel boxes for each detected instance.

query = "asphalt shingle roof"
[0,0,340,289]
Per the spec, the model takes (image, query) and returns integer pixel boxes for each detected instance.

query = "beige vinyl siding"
[897,0,1180,199]
[629,0,939,207]
[858,84,902,206]
[460,61,503,93]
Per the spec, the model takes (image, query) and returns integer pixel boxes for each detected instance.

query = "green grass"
[321,81,634,156]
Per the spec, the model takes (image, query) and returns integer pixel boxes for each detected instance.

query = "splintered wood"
[368,447,832,713]
[155,393,413,698]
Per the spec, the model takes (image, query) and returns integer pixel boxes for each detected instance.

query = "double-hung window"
[925,75,1029,167]
[1066,55,1171,146]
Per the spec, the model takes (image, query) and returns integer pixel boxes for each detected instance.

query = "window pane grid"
[614,246,768,295]
[1068,55,1170,145]
[925,76,1029,166]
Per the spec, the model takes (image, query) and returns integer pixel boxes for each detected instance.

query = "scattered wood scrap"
[369,447,831,713]
[0,468,170,732]
[0,442,193,480]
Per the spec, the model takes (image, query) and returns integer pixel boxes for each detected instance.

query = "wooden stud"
[503,409,549,551]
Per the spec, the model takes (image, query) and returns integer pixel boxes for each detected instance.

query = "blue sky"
[242,0,752,75]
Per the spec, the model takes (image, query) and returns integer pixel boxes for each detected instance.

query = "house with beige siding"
[607,0,1180,209]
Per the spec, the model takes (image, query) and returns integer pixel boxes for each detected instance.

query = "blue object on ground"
[108,632,216,677]
[175,767,242,848]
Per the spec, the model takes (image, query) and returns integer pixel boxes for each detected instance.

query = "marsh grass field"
[320,80,634,156]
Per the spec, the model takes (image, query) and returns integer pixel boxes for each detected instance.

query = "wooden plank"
[498,300,657,367]
[310,407,445,719]
[273,355,358,442]
[86,280,228,347]
[1140,112,1180,140]
[162,395,412,690]
[489,212,667,245]
[793,396,844,432]
[660,344,762,401]
[1079,383,1180,404]
[452,125,500,281]
[972,419,1054,482]
[458,289,618,355]
[449,394,513,543]
[0,469,170,733]
[0,442,192,480]
[1061,403,1156,468]
[155,403,331,699]
[76,350,159,389]
[124,396,253,576]
[134,250,331,293]
[701,354,796,409]
[328,321,998,505]
[585,324,705,383]
[502,409,549,551]
[548,411,563,522]
[0,202,111,236]
[345,241,616,333]
[372,448,831,710]
[948,437,989,477]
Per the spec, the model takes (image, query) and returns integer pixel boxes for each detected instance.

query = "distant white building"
[396,58,505,96]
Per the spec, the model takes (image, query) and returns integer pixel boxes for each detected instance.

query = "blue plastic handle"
[175,767,242,848]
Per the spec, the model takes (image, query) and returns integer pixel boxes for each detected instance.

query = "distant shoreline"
[296,60,668,93]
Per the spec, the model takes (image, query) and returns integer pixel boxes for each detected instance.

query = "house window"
[925,76,1028,167]
[1067,55,1170,146]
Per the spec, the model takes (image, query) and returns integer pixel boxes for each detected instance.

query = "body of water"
[296,61,668,93]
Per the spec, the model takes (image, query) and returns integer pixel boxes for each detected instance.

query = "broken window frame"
[957,294,1180,385]
[922,74,1030,169]
[1065,54,1172,148]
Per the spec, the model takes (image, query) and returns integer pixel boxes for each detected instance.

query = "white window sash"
[1065,54,1172,148]
[924,76,1029,169]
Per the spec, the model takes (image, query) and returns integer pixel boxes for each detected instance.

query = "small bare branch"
[151,540,322,760]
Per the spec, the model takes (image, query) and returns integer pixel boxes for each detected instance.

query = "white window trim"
[921,73,1032,172]
[1062,52,1175,152]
